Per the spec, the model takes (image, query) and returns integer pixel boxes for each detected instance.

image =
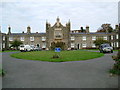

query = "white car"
[19,45,32,52]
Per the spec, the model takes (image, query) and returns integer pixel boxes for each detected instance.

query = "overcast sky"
[0,0,119,33]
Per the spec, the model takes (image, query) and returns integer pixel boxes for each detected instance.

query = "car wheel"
[100,50,103,53]
[111,50,113,53]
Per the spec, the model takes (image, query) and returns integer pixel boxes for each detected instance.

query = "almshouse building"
[0,17,119,50]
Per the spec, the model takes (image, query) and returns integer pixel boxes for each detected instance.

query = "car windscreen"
[20,46,24,47]
[103,44,110,47]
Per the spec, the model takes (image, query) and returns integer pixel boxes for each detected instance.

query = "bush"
[0,69,5,76]
[109,69,120,75]
[110,51,120,75]
[52,53,60,59]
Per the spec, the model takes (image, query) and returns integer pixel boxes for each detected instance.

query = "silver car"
[99,44,113,53]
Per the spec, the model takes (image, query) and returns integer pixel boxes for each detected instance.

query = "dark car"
[99,43,113,53]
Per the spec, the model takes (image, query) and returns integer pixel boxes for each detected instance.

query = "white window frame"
[71,43,75,48]
[116,34,119,39]
[9,37,13,41]
[82,36,86,41]
[92,36,96,40]
[9,44,11,47]
[3,43,5,48]
[42,43,46,48]
[71,36,75,40]
[103,36,107,40]
[116,42,119,47]
[3,36,5,41]
[111,35,113,40]
[20,37,24,41]
[42,37,46,41]
[111,42,113,47]
[92,44,96,48]
[30,37,34,41]
[82,43,86,48]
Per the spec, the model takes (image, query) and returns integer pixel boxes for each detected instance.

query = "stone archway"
[50,41,66,50]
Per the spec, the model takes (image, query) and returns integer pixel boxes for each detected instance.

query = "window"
[111,42,113,47]
[103,36,107,40]
[116,42,119,47]
[82,43,86,47]
[42,43,46,48]
[111,35,113,40]
[92,44,96,47]
[20,37,24,41]
[9,44,11,47]
[92,36,96,40]
[114,42,116,47]
[54,30,62,39]
[82,36,86,41]
[42,37,46,41]
[3,36,5,41]
[3,43,5,48]
[71,36,75,40]
[116,34,119,39]
[9,37,13,41]
[30,37,34,41]
[71,43,75,48]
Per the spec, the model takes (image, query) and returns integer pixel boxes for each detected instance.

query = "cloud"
[0,1,118,33]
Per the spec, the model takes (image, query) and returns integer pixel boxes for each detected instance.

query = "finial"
[46,19,49,24]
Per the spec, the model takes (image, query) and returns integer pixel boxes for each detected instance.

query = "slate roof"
[10,33,46,35]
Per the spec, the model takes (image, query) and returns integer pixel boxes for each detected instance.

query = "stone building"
[0,17,119,50]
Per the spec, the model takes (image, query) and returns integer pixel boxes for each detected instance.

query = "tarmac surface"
[2,51,119,88]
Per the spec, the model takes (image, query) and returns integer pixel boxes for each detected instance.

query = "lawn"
[11,50,104,62]
[0,50,19,53]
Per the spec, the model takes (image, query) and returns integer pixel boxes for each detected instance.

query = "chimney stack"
[86,25,89,33]
[27,26,31,34]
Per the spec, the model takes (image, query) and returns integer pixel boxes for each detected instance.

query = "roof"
[70,32,110,34]
[10,33,46,35]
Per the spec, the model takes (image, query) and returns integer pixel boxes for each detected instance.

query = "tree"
[97,24,113,33]
[93,38,109,47]
[10,40,23,50]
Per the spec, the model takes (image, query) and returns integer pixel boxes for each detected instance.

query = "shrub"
[52,53,60,59]
[110,50,120,75]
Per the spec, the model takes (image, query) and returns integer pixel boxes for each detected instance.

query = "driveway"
[2,51,119,88]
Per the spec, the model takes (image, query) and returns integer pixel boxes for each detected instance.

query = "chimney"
[86,25,89,33]
[27,26,31,34]
[115,24,119,31]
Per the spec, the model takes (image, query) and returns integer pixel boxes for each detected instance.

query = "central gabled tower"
[46,17,71,50]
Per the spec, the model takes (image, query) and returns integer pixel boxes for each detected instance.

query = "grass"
[81,49,118,51]
[11,50,104,62]
[0,50,19,53]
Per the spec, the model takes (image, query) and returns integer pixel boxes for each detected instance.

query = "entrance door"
[77,44,80,49]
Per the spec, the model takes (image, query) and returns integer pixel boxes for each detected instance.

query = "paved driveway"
[2,51,118,88]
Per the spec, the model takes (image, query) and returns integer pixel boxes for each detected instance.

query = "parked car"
[34,46,41,51]
[99,43,113,53]
[19,45,32,52]
[30,45,35,51]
